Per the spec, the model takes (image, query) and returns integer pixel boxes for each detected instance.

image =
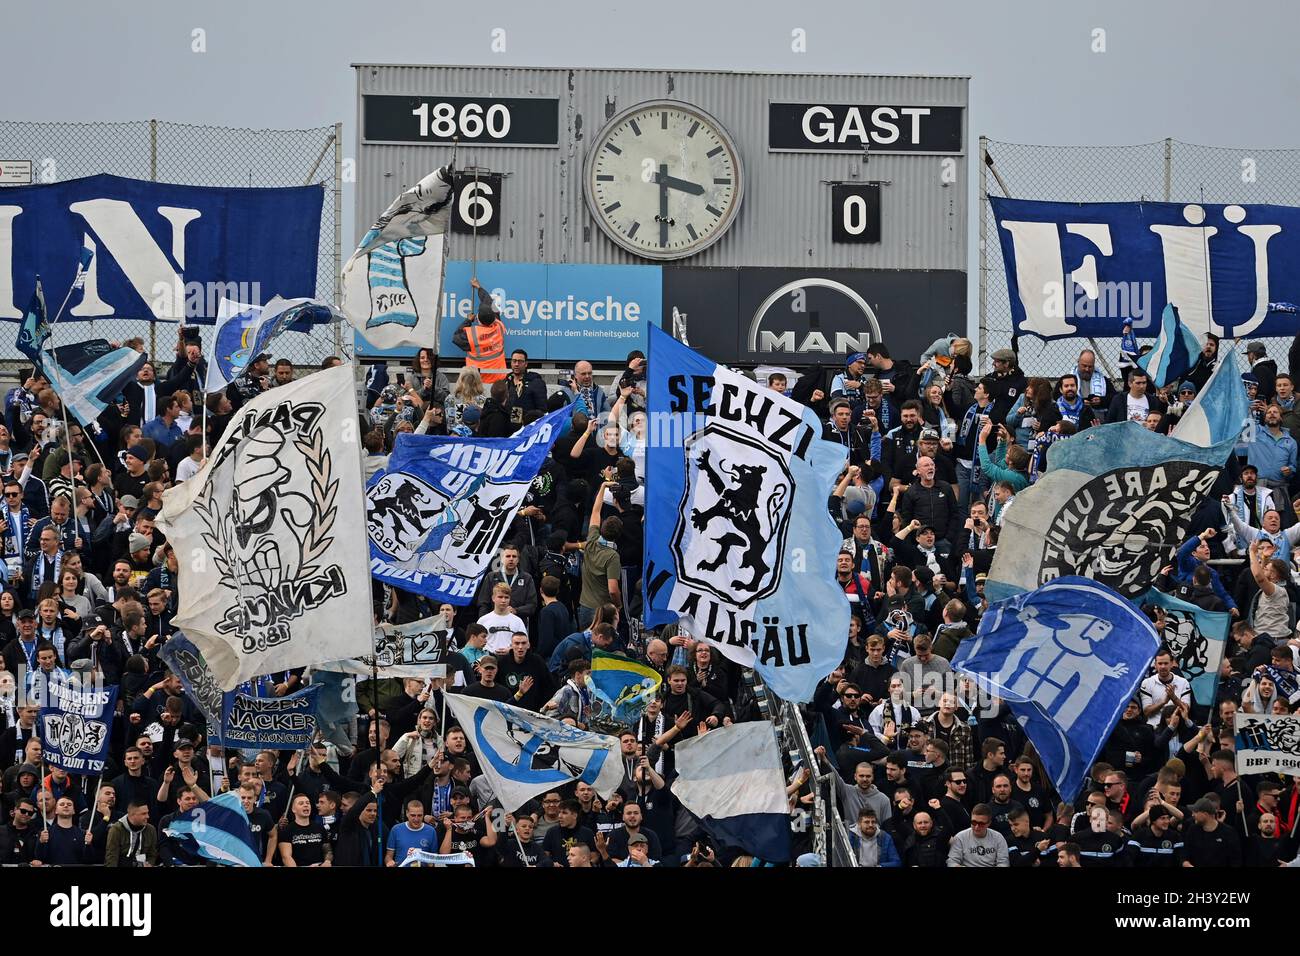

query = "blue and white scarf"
[1229,487,1270,528]
[28,549,61,600]
[1056,393,1085,425]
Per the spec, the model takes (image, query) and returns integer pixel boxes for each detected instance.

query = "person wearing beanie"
[831,353,868,406]
[1246,341,1277,403]
[112,443,151,502]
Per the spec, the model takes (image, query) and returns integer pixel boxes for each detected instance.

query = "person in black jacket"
[1246,341,1278,403]
[496,632,554,711]
[901,811,947,867]
[1103,699,1157,783]
[333,788,382,867]
[501,350,549,429]
[658,666,725,743]
[1106,369,1167,424]
[985,349,1029,425]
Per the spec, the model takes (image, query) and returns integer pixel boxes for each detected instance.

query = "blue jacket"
[1247,428,1298,482]
[1173,536,1236,611]
[548,629,593,673]
[848,827,901,867]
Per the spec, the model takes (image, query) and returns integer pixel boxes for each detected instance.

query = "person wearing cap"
[141,392,184,454]
[831,352,868,404]
[1182,796,1242,866]
[613,830,658,867]
[1222,463,1279,552]
[1119,317,1140,371]
[1242,372,1265,429]
[984,347,1027,426]
[462,654,512,702]
[453,277,509,384]
[113,443,150,503]
[1246,340,1277,403]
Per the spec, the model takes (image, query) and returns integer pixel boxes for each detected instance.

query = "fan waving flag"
[156,365,373,690]
[643,325,850,703]
[16,278,48,367]
[209,296,346,393]
[671,721,792,863]
[45,338,147,427]
[952,576,1159,802]
[163,791,262,867]
[341,165,455,350]
[1137,304,1200,388]
[444,695,623,812]
[986,349,1248,604]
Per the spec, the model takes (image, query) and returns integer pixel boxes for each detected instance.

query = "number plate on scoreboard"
[363,95,560,147]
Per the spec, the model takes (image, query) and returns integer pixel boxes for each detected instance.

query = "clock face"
[585,100,744,260]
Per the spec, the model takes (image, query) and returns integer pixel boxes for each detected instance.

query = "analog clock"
[585,100,744,260]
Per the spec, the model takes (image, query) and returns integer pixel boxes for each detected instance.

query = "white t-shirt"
[1138,673,1192,726]
[476,611,527,654]
[1126,394,1148,422]
[176,456,203,483]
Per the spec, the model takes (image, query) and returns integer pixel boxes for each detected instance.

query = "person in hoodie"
[1105,698,1158,781]
[822,399,863,468]
[866,343,916,420]
[848,807,901,867]
[817,746,892,826]
[1170,527,1238,615]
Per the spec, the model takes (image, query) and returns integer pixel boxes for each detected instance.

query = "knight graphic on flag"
[952,576,1157,801]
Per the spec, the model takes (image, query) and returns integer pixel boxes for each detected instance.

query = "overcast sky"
[5,0,1297,336]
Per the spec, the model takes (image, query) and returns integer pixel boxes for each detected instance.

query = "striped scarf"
[1056,393,1084,424]
[29,549,61,599]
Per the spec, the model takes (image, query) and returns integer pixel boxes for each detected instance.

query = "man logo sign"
[746,278,884,356]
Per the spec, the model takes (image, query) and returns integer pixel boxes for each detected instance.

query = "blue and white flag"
[987,349,1247,604]
[16,278,48,367]
[341,165,454,351]
[39,673,118,774]
[953,576,1159,802]
[1235,713,1300,775]
[670,721,791,863]
[1141,588,1230,708]
[399,849,476,867]
[316,614,450,679]
[444,695,623,812]
[367,405,570,604]
[46,338,148,427]
[163,791,262,867]
[1171,345,1251,449]
[1136,303,1200,388]
[643,324,851,703]
[71,240,94,291]
[209,296,346,393]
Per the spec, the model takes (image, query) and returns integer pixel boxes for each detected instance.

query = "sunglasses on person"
[843,693,860,699]
[951,778,968,785]
[14,807,34,816]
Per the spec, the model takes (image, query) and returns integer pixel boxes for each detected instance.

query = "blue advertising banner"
[39,673,118,773]
[990,197,1300,341]
[366,405,570,603]
[0,174,324,324]
[354,260,661,361]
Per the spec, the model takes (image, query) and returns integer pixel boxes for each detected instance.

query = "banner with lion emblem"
[1235,713,1300,774]
[157,365,373,690]
[366,405,571,604]
[643,325,850,703]
[40,673,118,773]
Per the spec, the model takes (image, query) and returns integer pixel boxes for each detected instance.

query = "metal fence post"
[1163,137,1173,201]
[978,135,989,374]
[149,119,158,362]
[332,122,344,360]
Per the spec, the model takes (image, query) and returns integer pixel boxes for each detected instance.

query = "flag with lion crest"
[157,365,373,690]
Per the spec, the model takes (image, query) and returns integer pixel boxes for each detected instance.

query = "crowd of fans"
[0,319,1296,869]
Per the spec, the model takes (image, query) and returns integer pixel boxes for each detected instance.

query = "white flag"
[340,165,454,351]
[157,365,373,690]
[443,695,623,812]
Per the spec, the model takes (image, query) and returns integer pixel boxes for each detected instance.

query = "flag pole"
[431,138,457,382]
[47,271,87,547]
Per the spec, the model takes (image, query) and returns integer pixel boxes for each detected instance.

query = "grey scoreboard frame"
[354,65,968,272]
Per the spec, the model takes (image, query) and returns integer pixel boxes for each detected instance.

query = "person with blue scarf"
[954,378,994,507]
[1225,501,1300,563]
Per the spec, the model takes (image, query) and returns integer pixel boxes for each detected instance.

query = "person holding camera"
[162,328,207,398]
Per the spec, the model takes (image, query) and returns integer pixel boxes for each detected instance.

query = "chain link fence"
[0,119,343,372]
[979,136,1300,379]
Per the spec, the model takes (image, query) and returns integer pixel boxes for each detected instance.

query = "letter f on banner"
[999,220,1113,338]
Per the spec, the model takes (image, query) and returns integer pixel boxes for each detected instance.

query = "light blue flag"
[444,695,624,812]
[366,405,571,604]
[45,338,147,426]
[953,576,1159,802]
[1141,588,1230,708]
[1137,304,1200,388]
[71,240,94,290]
[163,791,262,867]
[987,349,1248,604]
[643,325,853,703]
[210,295,346,394]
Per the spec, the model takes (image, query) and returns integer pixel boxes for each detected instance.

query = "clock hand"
[658,163,669,247]
[652,171,705,196]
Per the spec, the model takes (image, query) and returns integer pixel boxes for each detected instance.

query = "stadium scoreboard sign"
[354,65,968,364]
